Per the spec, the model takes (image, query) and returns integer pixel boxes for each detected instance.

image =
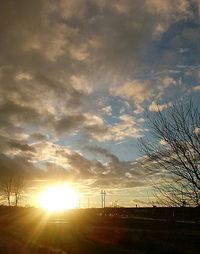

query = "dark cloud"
[0,135,34,155]
[66,152,105,178]
[7,140,35,152]
[85,146,120,162]
[30,133,48,142]
[0,0,199,197]
[0,154,38,178]
[0,135,159,194]
[42,162,72,180]
[85,146,155,185]
[55,114,86,134]
[0,0,197,140]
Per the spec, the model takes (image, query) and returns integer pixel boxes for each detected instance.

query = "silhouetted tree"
[0,176,25,206]
[139,100,200,206]
[0,177,13,206]
[12,177,24,206]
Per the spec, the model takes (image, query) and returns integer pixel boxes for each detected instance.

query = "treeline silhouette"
[1,206,199,223]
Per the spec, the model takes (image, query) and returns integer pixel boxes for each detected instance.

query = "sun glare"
[39,184,78,212]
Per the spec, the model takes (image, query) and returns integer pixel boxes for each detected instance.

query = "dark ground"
[0,207,199,254]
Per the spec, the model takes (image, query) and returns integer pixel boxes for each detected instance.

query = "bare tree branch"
[139,99,200,206]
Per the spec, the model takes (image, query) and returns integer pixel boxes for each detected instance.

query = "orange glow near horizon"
[38,183,78,212]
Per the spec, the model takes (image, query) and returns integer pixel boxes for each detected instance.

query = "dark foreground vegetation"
[0,206,199,254]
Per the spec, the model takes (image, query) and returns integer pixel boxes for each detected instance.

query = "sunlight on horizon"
[38,183,79,212]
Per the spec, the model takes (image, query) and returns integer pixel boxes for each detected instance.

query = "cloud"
[114,80,152,107]
[67,152,104,178]
[0,0,197,144]
[146,0,192,18]
[55,114,86,134]
[85,145,153,183]
[0,0,200,203]
[84,114,142,141]
[0,154,38,178]
[85,146,120,163]
[102,106,112,115]
[0,131,159,194]
[30,133,48,142]
[0,1,66,63]
[52,112,142,141]
[159,139,168,145]
[193,85,200,91]
[149,101,172,112]
[194,127,200,136]
[113,74,179,113]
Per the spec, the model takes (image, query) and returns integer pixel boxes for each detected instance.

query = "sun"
[39,184,78,212]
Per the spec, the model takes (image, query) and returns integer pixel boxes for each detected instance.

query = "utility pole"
[101,190,106,208]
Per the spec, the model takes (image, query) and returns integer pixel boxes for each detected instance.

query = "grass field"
[0,207,199,254]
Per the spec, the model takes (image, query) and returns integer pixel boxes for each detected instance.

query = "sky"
[0,0,200,207]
